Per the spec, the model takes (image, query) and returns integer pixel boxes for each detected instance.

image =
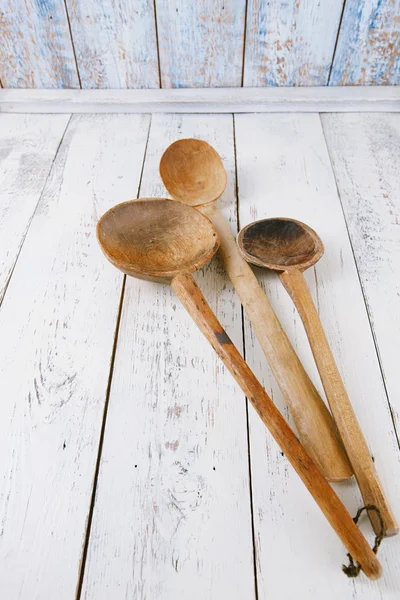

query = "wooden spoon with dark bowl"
[238,216,398,537]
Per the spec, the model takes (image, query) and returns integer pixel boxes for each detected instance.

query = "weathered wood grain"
[322,113,400,436]
[81,114,256,599]
[235,113,400,597]
[156,1,247,88]
[243,0,345,86]
[0,114,151,599]
[330,0,400,85]
[66,0,159,88]
[0,0,80,88]
[0,114,69,305]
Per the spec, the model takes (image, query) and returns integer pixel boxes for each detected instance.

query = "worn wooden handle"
[199,203,352,482]
[280,268,398,537]
[171,271,381,579]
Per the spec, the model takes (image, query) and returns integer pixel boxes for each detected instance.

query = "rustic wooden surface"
[1,1,399,87]
[243,0,345,86]
[0,114,151,598]
[330,0,400,85]
[156,0,247,87]
[322,113,400,439]
[0,0,80,88]
[0,114,69,304]
[1,110,400,598]
[66,0,159,88]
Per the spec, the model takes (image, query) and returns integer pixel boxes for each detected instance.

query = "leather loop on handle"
[171,271,382,580]
[279,268,398,537]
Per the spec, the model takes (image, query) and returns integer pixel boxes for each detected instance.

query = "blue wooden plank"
[243,0,345,86]
[330,0,400,85]
[0,0,80,88]
[66,0,160,88]
[156,0,247,88]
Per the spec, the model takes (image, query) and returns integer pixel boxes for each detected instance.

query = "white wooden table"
[1,106,399,599]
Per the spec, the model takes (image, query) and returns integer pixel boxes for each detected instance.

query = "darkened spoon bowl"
[238,217,324,272]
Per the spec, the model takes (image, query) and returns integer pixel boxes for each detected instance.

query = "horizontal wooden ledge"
[0,87,399,113]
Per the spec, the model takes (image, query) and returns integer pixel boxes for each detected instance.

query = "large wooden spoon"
[160,139,352,482]
[97,197,381,579]
[238,216,398,537]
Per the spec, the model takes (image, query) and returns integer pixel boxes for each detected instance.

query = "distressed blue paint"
[369,0,383,29]
[244,0,345,86]
[0,0,399,88]
[156,0,246,88]
[330,0,400,85]
[0,0,79,87]
[65,0,159,88]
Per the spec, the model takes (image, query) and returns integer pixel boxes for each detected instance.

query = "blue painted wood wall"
[0,0,398,88]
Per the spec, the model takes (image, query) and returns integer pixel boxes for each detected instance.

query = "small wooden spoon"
[238,216,398,537]
[160,138,352,482]
[97,198,381,579]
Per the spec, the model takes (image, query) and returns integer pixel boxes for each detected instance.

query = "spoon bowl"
[160,138,227,206]
[97,198,219,282]
[238,217,324,272]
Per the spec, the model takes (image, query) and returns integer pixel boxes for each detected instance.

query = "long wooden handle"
[171,271,381,579]
[199,203,352,482]
[280,268,398,537]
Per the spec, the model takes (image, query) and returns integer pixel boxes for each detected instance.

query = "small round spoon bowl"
[238,217,324,272]
[238,216,398,537]
[160,138,226,206]
[96,198,383,577]
[97,198,219,282]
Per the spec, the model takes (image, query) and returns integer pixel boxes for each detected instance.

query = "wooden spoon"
[238,216,398,537]
[160,139,352,482]
[97,198,381,579]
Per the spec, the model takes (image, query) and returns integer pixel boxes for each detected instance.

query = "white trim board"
[0,87,399,113]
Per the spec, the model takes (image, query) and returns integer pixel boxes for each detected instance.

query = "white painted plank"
[1,87,399,114]
[235,113,400,598]
[66,0,159,88]
[156,1,246,88]
[0,0,80,88]
[330,0,400,85]
[322,113,400,435]
[81,114,256,599]
[244,0,344,86]
[0,114,150,599]
[0,114,69,304]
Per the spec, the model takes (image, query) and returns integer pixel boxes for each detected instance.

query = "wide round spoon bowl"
[97,198,219,282]
[238,216,398,537]
[160,139,353,483]
[96,197,382,578]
